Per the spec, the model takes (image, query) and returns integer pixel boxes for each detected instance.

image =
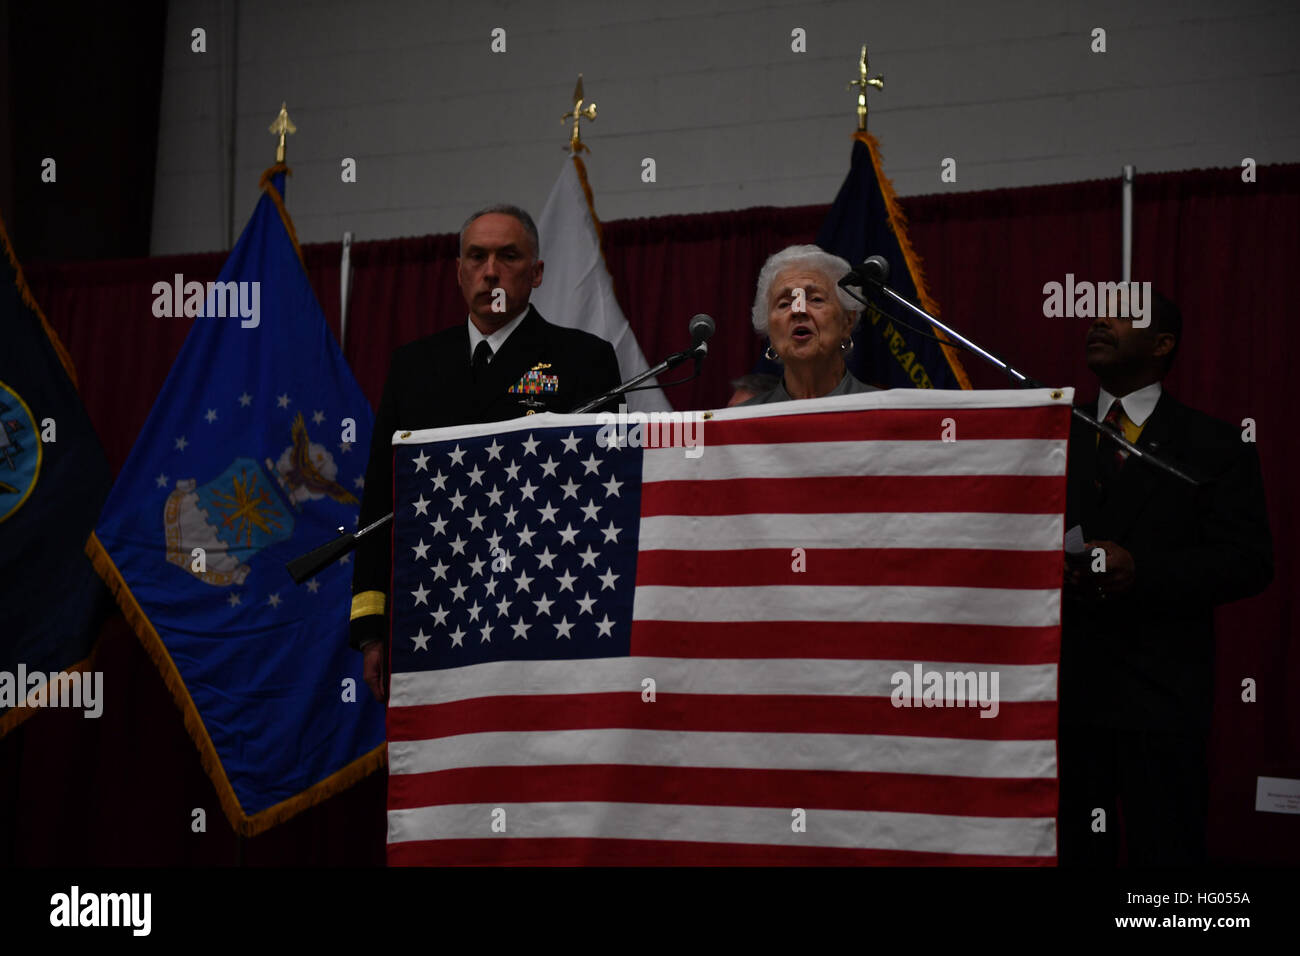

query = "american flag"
[386,388,1072,865]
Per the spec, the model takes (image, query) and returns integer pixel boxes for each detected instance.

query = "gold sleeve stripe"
[350,591,387,621]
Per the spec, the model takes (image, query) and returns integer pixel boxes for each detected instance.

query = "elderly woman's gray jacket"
[738,372,878,405]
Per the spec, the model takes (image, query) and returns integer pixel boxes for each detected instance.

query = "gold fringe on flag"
[80,170,387,835]
[571,154,603,249]
[85,531,386,837]
[258,163,308,273]
[570,153,627,301]
[855,131,973,390]
[0,211,79,387]
[0,650,98,738]
[0,207,96,739]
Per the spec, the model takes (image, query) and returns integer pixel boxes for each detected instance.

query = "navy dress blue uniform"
[349,305,620,650]
[1057,391,1271,865]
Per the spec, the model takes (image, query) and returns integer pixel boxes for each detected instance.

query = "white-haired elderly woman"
[740,245,878,405]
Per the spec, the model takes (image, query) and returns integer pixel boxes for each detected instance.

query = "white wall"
[151,0,1300,254]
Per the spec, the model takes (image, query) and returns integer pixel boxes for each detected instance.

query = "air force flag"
[89,166,384,835]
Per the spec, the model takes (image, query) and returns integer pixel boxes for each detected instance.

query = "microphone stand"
[841,277,1200,487]
[570,342,705,413]
[285,342,708,584]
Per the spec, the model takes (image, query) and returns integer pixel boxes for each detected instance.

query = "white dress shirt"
[467,308,530,364]
[1097,380,1162,426]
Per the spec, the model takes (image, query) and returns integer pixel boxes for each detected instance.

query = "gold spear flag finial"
[560,74,597,154]
[847,45,885,132]
[268,102,298,163]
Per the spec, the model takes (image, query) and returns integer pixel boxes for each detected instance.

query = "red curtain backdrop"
[6,163,1296,865]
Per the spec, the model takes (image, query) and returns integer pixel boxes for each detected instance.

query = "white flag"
[532,159,671,412]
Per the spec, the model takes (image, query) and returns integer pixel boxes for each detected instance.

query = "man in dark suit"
[350,205,621,699]
[1057,292,1272,866]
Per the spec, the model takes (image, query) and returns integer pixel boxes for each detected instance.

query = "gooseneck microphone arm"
[839,257,1199,487]
[570,313,714,413]
[842,256,1036,387]
[286,314,719,583]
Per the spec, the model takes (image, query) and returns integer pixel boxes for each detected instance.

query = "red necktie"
[1096,399,1128,486]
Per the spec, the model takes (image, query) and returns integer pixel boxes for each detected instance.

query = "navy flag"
[88,165,384,835]
[0,213,111,737]
[758,131,971,390]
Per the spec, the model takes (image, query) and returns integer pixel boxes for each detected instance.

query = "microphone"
[660,314,716,372]
[840,255,890,289]
[688,313,715,355]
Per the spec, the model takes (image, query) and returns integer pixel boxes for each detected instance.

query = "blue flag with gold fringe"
[88,166,384,834]
[758,131,971,390]
[0,214,111,737]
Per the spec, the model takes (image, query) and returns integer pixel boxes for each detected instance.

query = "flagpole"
[223,2,239,249]
[340,230,353,349]
[1122,165,1135,282]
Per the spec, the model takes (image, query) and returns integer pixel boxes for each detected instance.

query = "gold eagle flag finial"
[847,45,885,132]
[268,101,298,163]
[560,74,597,154]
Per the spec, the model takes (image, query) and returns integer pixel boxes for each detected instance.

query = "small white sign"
[1255,776,1300,814]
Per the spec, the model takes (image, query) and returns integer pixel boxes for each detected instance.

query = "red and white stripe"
[388,388,1072,865]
